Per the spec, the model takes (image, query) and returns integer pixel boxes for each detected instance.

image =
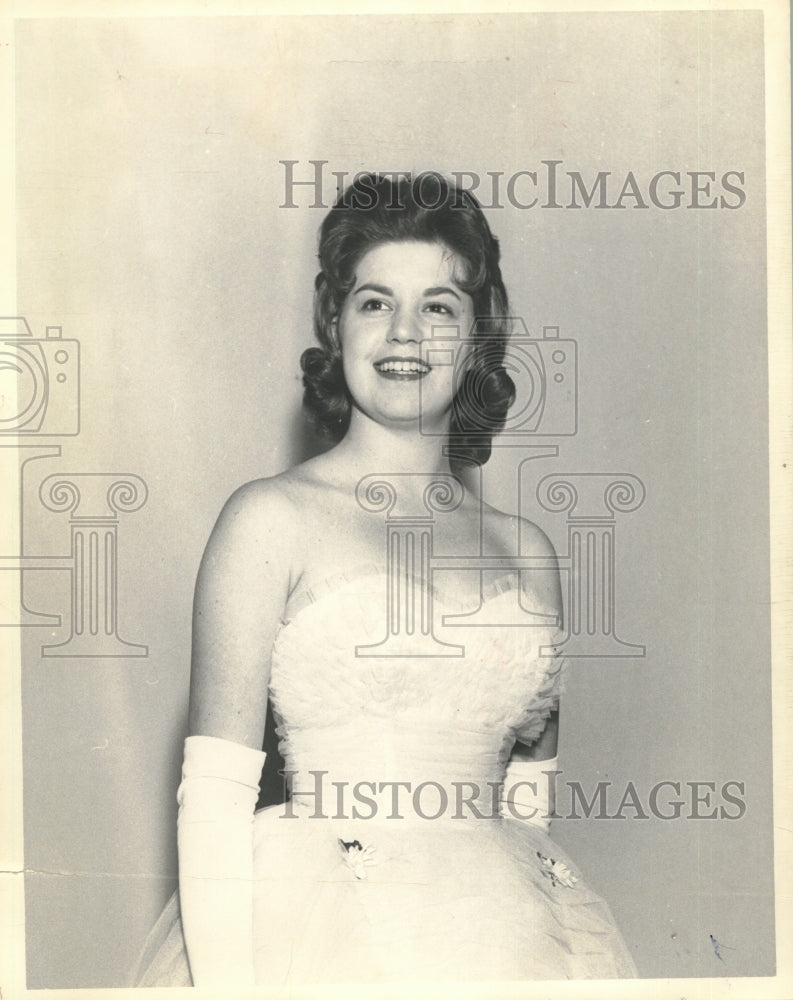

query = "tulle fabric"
[132,569,637,985]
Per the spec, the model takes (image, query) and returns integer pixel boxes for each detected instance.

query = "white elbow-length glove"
[177,734,265,987]
[500,757,558,832]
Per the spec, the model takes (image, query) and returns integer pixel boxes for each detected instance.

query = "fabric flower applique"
[339,839,377,880]
[536,851,578,888]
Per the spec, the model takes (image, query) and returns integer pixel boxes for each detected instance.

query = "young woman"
[133,173,637,985]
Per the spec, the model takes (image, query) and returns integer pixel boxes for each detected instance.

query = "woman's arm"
[511,707,559,762]
[189,479,297,746]
[179,479,298,986]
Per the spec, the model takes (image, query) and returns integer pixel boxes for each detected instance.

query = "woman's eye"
[424,302,453,315]
[361,299,389,312]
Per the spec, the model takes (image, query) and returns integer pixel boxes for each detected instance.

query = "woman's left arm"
[502,519,563,828]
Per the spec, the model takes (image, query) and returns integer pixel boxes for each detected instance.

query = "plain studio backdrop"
[13,11,773,988]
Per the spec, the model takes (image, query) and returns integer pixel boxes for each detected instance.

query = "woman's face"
[336,240,475,434]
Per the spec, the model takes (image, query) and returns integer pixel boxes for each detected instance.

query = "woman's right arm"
[189,479,297,746]
[178,479,298,986]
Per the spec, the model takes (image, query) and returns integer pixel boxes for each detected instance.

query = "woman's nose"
[387,310,420,343]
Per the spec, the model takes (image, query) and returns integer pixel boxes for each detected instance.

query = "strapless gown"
[132,568,637,984]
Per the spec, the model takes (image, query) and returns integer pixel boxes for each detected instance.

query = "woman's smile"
[373,355,432,379]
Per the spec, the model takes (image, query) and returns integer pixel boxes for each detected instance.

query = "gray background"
[15,12,773,987]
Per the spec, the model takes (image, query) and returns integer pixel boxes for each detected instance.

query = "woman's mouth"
[373,357,431,380]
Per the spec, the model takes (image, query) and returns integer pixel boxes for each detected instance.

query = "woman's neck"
[332,411,457,479]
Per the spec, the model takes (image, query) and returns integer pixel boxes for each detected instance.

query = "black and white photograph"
[0,2,790,997]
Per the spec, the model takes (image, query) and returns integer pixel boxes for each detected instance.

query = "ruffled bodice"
[269,567,564,820]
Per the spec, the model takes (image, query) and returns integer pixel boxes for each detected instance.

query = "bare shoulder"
[220,470,303,520]
[209,460,345,570]
[216,459,340,533]
[479,499,562,619]
[208,473,297,549]
[478,499,558,561]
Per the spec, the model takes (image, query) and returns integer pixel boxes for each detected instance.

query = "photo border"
[0,2,789,998]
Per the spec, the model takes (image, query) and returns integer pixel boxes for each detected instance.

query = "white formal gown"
[132,566,637,984]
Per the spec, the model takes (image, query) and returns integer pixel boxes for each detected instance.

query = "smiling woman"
[302,173,515,466]
[130,173,638,986]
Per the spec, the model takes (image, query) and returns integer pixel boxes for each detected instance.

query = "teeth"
[375,360,430,374]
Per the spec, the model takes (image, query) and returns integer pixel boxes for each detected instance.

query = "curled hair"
[300,172,515,465]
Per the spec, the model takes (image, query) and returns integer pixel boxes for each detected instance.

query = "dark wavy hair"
[300,172,516,465]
